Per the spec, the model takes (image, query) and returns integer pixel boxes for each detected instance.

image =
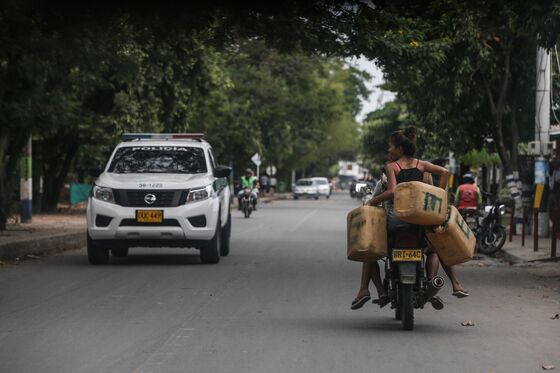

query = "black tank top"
[395,159,423,184]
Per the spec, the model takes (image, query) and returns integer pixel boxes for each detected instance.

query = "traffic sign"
[251,153,262,167]
[266,165,277,176]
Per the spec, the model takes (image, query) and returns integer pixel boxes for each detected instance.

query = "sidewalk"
[500,233,559,263]
[0,212,86,261]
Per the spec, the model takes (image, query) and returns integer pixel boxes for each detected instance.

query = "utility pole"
[20,135,32,223]
[533,47,551,248]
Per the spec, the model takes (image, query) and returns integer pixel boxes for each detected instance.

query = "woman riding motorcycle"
[351,126,450,310]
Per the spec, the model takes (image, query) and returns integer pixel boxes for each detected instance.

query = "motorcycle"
[356,183,445,331]
[460,192,506,255]
[241,187,255,218]
[385,226,445,330]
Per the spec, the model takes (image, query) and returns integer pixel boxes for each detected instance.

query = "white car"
[311,177,332,198]
[293,177,331,200]
[86,133,232,265]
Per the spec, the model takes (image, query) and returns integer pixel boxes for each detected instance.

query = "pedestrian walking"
[260,173,270,196]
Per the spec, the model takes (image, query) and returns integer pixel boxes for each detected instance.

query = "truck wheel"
[400,283,414,330]
[220,213,231,256]
[87,233,109,265]
[200,218,221,264]
[111,247,129,258]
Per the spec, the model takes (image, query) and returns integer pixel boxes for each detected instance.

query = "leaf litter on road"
[461,320,475,326]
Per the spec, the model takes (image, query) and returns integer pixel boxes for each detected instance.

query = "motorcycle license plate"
[392,249,422,262]
[136,210,163,223]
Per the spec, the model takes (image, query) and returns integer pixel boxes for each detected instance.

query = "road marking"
[289,209,318,232]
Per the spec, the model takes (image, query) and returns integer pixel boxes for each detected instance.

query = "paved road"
[0,193,559,373]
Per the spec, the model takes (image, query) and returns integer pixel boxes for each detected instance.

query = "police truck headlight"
[186,185,213,203]
[93,185,115,204]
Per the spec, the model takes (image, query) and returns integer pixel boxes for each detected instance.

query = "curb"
[0,231,85,261]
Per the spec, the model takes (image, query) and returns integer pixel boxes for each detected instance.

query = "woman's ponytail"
[403,126,417,143]
[390,125,417,157]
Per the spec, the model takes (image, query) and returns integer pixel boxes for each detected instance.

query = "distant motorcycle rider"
[455,173,482,210]
[238,168,259,210]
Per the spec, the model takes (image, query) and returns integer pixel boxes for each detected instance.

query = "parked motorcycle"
[460,192,506,255]
[355,183,445,331]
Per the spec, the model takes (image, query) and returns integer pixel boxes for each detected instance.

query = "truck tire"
[200,218,221,264]
[87,233,109,265]
[220,213,231,256]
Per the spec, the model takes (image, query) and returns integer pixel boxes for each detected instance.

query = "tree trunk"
[510,103,519,174]
[40,140,79,212]
[0,129,28,230]
[492,114,512,176]
[483,40,513,175]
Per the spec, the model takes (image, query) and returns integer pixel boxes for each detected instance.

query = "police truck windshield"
[108,146,207,174]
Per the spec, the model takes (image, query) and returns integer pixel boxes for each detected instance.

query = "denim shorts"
[386,204,411,232]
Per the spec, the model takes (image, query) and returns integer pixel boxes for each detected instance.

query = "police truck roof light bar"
[122,133,205,141]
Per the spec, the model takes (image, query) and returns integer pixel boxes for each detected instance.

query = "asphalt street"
[0,193,559,373]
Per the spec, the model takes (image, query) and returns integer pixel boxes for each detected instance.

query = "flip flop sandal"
[351,295,371,310]
[372,295,390,308]
[452,290,469,298]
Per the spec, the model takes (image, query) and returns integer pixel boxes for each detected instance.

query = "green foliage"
[353,0,560,173]
[460,149,501,168]
[0,10,368,218]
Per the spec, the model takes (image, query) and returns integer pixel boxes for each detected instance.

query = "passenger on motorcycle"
[425,173,469,298]
[351,126,449,310]
[455,173,482,210]
[238,168,259,210]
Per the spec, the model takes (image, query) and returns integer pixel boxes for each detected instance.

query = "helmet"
[245,168,254,175]
[462,173,475,184]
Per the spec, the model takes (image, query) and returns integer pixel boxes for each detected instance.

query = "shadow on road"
[109,254,203,266]
[276,314,463,335]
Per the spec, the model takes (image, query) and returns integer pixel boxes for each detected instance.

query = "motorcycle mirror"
[355,183,367,193]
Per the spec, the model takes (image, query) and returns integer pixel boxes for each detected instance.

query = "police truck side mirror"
[88,167,103,178]
[214,165,232,178]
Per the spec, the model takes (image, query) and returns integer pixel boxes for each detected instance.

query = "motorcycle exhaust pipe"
[416,276,445,308]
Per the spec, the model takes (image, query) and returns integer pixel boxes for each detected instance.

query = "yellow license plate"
[392,249,422,262]
[136,210,163,223]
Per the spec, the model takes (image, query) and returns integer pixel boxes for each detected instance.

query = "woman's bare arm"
[368,164,397,205]
[421,161,449,189]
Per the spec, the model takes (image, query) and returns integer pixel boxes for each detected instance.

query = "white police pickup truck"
[86,133,232,264]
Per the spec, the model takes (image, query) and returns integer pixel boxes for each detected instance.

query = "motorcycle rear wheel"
[392,283,401,320]
[399,283,414,330]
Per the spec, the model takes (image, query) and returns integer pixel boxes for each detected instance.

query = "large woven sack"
[394,181,448,226]
[426,206,476,266]
[347,206,387,262]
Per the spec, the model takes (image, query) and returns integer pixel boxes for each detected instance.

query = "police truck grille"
[113,190,187,207]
